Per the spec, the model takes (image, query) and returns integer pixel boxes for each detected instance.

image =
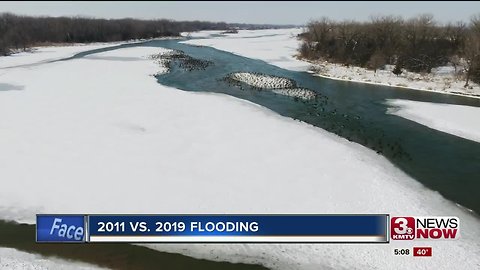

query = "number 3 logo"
[394,218,409,234]
[392,217,415,235]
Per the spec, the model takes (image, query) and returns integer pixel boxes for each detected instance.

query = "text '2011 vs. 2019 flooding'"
[65,34,480,215]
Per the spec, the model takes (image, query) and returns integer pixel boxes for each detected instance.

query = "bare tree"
[463,34,480,87]
[449,55,461,73]
[463,15,480,87]
[368,50,386,73]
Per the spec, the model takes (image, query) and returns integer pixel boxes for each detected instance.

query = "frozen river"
[111,37,480,215]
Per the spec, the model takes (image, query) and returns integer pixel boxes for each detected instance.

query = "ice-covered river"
[126,38,480,215]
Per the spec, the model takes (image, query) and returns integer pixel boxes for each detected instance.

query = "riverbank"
[306,60,480,99]
[183,28,480,100]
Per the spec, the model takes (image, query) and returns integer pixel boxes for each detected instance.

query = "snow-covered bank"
[183,28,480,99]
[0,45,479,270]
[0,38,179,69]
[387,99,480,143]
[308,62,480,99]
[0,248,106,270]
[0,42,127,69]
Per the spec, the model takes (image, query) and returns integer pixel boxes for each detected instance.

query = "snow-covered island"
[226,72,318,100]
[0,29,479,270]
[228,72,296,89]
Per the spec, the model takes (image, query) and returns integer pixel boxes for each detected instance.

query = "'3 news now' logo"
[391,216,460,240]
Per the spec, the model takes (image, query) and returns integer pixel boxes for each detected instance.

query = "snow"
[0,248,106,270]
[183,28,480,99]
[229,72,295,88]
[0,42,130,69]
[180,30,225,38]
[387,99,480,143]
[0,43,479,270]
[182,28,310,71]
[270,88,317,100]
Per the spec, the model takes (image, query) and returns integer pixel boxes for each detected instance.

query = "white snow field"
[387,99,480,143]
[0,44,479,270]
[182,28,310,71]
[0,247,106,270]
[183,28,480,99]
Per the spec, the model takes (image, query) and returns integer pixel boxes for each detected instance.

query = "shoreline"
[8,36,183,52]
[311,70,480,100]
[0,36,185,70]
[298,58,480,100]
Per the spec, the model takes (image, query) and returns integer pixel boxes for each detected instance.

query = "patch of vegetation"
[299,14,480,85]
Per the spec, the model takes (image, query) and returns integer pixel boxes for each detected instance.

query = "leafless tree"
[368,50,387,74]
[299,14,470,76]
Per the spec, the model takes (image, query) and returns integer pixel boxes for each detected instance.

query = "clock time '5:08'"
[97,221,186,232]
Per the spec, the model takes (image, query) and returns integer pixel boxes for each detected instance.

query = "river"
[143,37,480,215]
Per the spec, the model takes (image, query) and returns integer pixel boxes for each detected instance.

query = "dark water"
[140,39,480,214]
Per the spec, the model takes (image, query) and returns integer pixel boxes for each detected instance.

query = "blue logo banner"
[36,215,86,242]
[87,214,388,243]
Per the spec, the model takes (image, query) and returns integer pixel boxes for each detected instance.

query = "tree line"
[299,14,480,86]
[0,13,293,57]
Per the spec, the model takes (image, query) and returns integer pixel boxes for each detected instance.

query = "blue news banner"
[37,214,389,243]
